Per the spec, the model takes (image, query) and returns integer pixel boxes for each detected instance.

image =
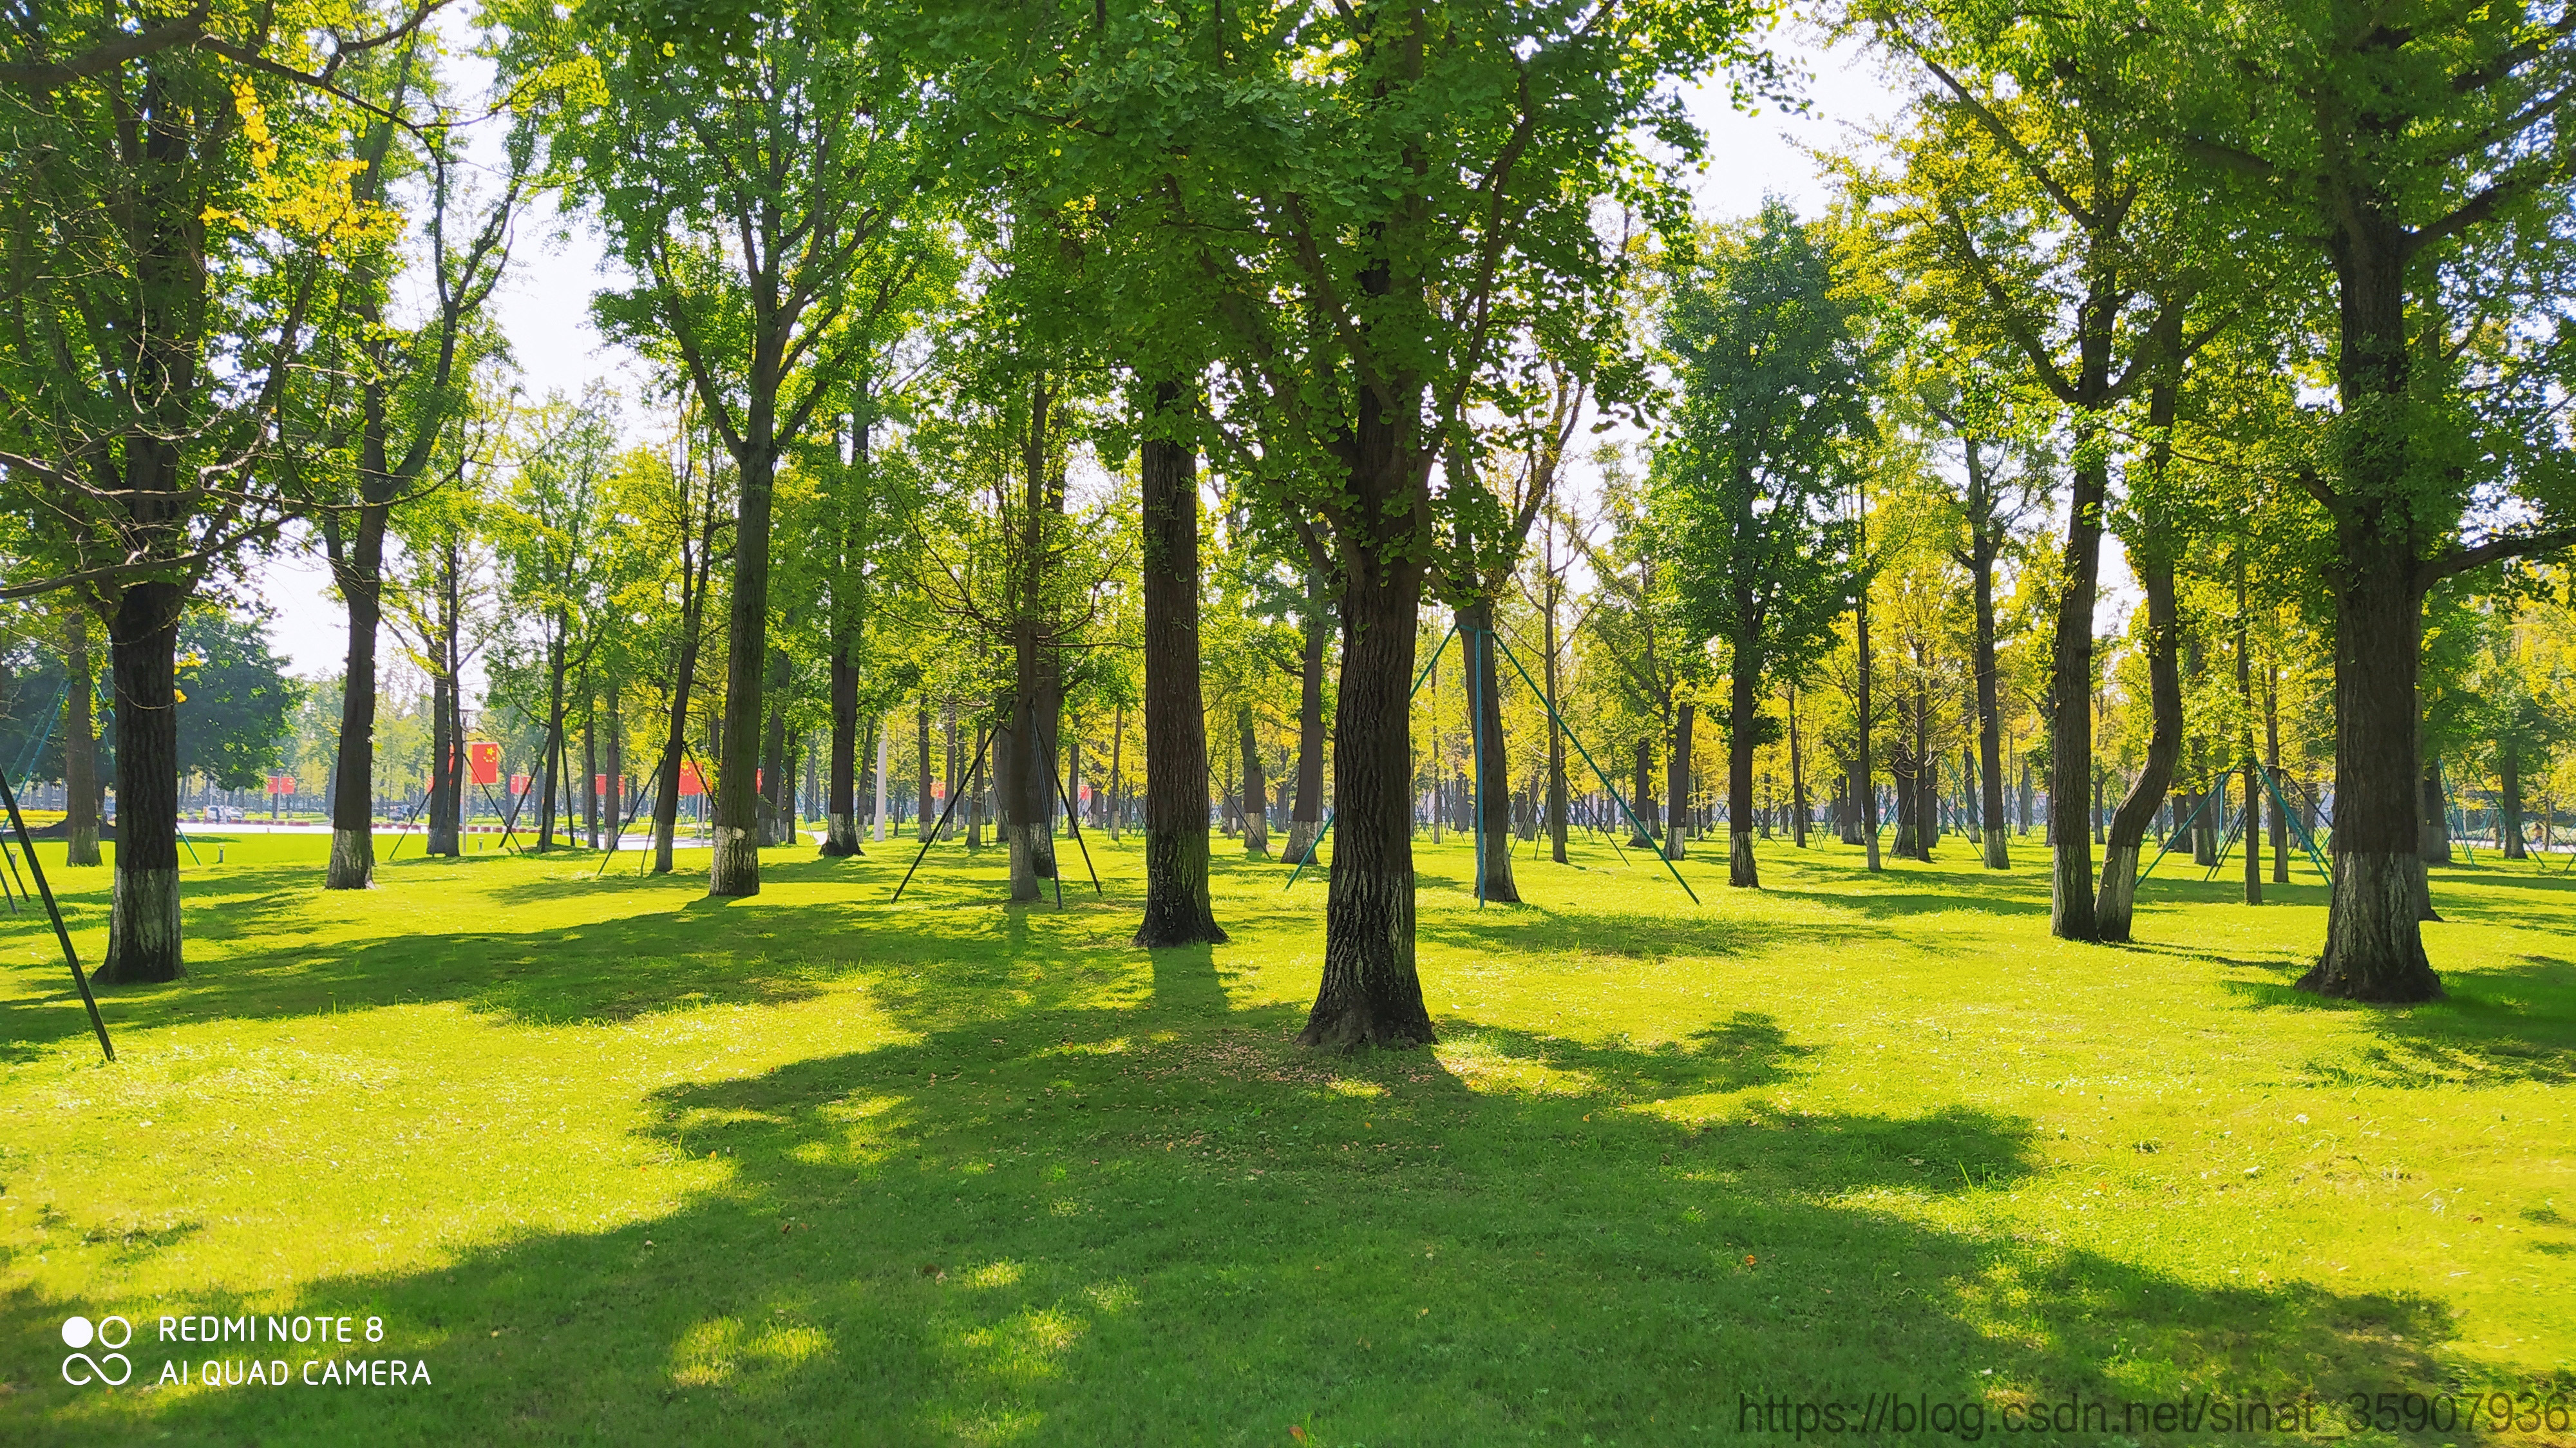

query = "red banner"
[594,774,608,797]
[509,773,531,795]
[679,761,705,797]
[265,774,294,795]
[468,741,500,787]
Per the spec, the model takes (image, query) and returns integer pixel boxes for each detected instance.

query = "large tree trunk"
[2047,439,2107,939]
[2300,536,2442,998]
[1303,540,1432,1049]
[326,514,388,889]
[1458,602,1516,899]
[824,646,861,855]
[62,616,101,866]
[1727,662,1759,887]
[2266,663,2289,882]
[1286,557,1329,864]
[2095,553,2183,941]
[1133,383,1224,946]
[2296,182,2443,1001]
[710,426,779,897]
[97,582,184,984]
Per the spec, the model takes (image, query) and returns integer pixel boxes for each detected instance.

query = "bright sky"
[255,24,1908,677]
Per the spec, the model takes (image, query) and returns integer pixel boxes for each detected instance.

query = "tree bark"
[1786,684,1808,848]
[1286,549,1329,864]
[1238,703,1270,857]
[2501,739,2526,861]
[759,645,791,847]
[824,645,861,855]
[325,500,388,888]
[1727,660,1759,887]
[96,582,184,983]
[916,698,933,842]
[1458,602,1517,899]
[710,430,778,896]
[62,616,101,866]
[1134,381,1224,946]
[1631,737,1657,848]
[2095,553,2183,940]
[2047,434,2107,938]
[1665,699,1694,862]
[1302,538,1432,1049]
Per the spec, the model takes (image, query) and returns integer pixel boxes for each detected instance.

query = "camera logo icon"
[61,1314,133,1386]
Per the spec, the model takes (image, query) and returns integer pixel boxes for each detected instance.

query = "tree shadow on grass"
[1,986,2498,1447]
[2197,952,2576,1089]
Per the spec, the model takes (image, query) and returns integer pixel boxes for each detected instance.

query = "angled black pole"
[381,786,435,863]
[1489,628,1698,905]
[1037,715,1102,899]
[891,727,990,904]
[596,785,660,878]
[0,768,112,1062]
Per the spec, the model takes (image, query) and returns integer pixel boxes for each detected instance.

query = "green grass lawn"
[1,824,2570,1445]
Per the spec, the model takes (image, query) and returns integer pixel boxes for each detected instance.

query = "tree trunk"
[1786,685,1808,848]
[2047,438,2107,939]
[1107,703,1125,841]
[917,698,934,842]
[710,425,779,897]
[538,624,567,852]
[1459,602,1517,899]
[824,645,861,855]
[1631,738,1656,848]
[1287,557,1329,864]
[1133,381,1224,946]
[326,516,388,889]
[2501,739,2526,861]
[760,646,791,847]
[2298,541,2442,1000]
[583,696,600,848]
[2418,755,2452,865]
[1727,662,1759,887]
[2266,659,2288,882]
[1856,555,1880,871]
[97,582,184,984]
[604,686,623,849]
[1546,593,1569,864]
[62,617,101,866]
[1665,699,1693,862]
[2096,553,2183,941]
[428,667,457,857]
[1302,542,1432,1049]
[428,547,464,857]
[1238,704,1270,858]
[650,597,706,875]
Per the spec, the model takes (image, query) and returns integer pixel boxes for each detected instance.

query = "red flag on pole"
[679,761,706,797]
[468,741,501,786]
[509,773,530,795]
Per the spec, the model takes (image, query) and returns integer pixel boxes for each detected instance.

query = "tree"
[0,3,400,980]
[1858,0,2226,937]
[317,49,530,888]
[1656,200,1876,888]
[2174,0,2576,999]
[515,0,934,895]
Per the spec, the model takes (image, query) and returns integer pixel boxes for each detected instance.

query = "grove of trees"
[5,0,2571,1018]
